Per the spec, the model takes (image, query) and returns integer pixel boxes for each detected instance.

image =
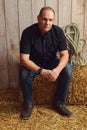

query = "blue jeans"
[19,60,72,105]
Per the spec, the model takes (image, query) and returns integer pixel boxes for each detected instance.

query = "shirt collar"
[37,23,52,37]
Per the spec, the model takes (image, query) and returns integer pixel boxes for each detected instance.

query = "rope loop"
[64,23,87,66]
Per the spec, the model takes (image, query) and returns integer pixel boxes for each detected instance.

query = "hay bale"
[66,65,87,105]
[33,76,56,105]
[33,65,87,105]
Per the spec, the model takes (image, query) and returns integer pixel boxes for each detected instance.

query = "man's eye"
[49,19,53,21]
[43,19,47,21]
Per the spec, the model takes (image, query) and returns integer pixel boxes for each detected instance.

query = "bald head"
[39,6,55,17]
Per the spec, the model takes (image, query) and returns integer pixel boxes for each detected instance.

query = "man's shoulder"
[22,23,38,34]
[52,25,63,32]
[52,25,63,36]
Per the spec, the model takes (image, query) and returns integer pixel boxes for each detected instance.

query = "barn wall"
[0,0,87,88]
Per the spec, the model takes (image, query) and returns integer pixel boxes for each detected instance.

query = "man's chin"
[43,28,51,33]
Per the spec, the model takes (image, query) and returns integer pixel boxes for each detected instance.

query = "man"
[19,6,72,120]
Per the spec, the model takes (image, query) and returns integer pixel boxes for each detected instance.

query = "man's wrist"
[37,67,43,75]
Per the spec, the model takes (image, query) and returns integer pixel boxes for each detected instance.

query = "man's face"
[37,9,55,34]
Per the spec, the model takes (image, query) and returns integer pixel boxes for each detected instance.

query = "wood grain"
[0,0,87,88]
[0,0,9,88]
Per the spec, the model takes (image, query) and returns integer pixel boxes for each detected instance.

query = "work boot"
[20,104,33,120]
[52,102,72,117]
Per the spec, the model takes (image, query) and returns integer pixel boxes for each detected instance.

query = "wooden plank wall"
[0,0,87,88]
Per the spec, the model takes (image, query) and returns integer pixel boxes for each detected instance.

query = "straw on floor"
[0,88,87,130]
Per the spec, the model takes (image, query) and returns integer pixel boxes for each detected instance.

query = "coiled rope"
[64,23,87,66]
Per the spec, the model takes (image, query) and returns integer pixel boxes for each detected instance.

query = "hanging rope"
[64,23,87,66]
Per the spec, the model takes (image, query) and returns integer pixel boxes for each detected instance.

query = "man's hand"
[48,69,60,82]
[41,69,60,82]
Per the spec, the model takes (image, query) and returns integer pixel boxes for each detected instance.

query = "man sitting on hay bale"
[19,6,72,120]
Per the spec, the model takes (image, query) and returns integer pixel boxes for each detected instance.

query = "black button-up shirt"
[20,23,67,68]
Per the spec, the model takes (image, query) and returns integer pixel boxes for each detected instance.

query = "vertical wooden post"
[5,0,19,88]
[0,0,9,88]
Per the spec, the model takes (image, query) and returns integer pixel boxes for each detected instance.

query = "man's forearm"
[20,57,40,73]
[56,56,68,72]
[54,51,69,74]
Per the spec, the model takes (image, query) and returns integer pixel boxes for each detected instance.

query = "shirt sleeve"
[58,28,68,51]
[20,30,31,54]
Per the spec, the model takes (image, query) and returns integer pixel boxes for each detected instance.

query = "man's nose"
[46,20,49,25]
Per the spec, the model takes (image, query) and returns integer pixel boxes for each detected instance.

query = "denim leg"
[19,66,36,105]
[53,63,72,104]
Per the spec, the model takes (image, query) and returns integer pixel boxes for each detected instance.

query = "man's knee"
[64,63,72,78]
[19,66,29,81]
[61,63,72,79]
[66,62,72,74]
